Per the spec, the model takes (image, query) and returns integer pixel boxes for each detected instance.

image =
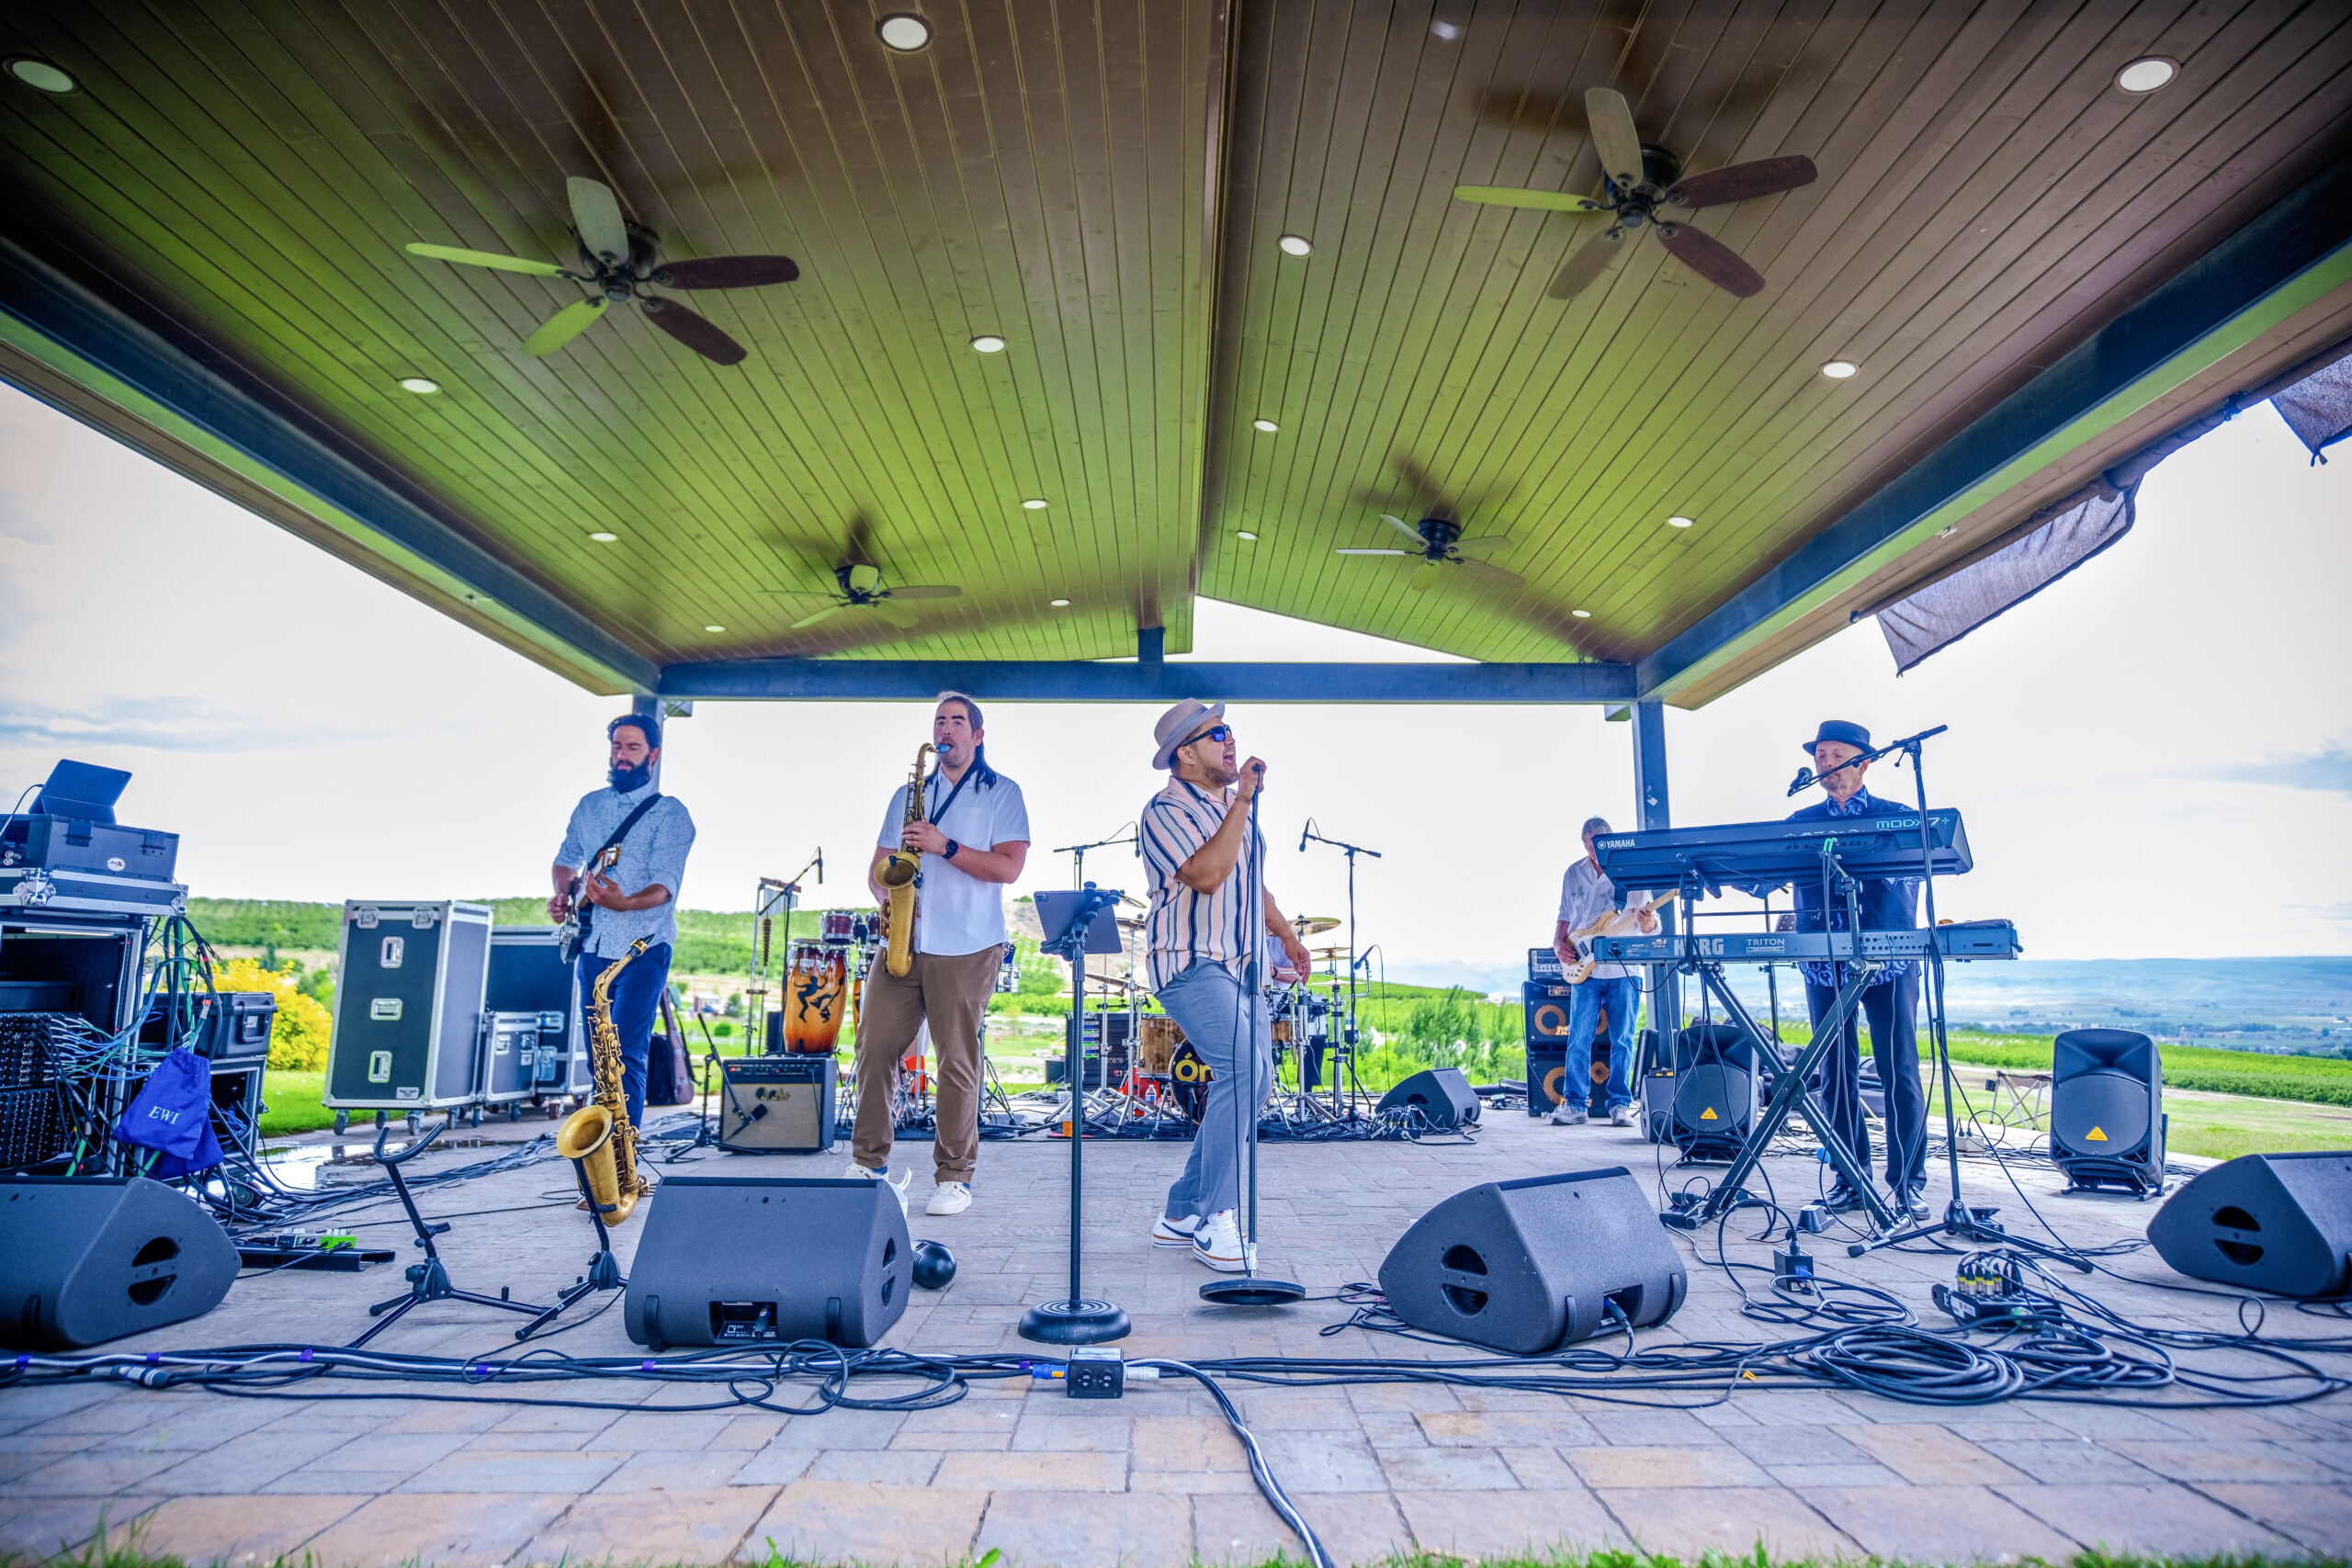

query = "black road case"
[323,901,491,1122]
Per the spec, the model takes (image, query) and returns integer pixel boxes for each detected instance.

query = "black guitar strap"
[576,793,663,950]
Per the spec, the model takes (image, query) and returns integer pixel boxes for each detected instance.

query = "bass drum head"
[1169,1040,1213,1122]
[2052,1067,2152,1157]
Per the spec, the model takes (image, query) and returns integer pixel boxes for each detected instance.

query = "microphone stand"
[1301,825,1381,1117]
[1056,827,1138,890]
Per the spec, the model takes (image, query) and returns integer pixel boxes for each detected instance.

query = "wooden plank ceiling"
[1,0,2348,695]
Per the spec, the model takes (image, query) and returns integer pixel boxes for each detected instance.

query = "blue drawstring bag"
[116,1045,223,1177]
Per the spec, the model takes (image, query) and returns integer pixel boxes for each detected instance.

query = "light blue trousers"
[1156,959,1273,1222]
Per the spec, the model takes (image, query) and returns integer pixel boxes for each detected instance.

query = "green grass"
[1763,1026,2352,1111]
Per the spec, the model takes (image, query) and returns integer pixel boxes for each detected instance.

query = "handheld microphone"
[1786,767,1815,797]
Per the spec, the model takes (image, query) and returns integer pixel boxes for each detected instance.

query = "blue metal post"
[1632,702,1680,1057]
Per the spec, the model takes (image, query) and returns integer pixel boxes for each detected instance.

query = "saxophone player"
[852,693,1031,1216]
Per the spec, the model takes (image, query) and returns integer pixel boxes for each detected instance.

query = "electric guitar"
[1563,892,1675,984]
[556,844,624,964]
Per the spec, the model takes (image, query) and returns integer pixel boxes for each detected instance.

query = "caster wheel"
[509,1103,522,1122]
[546,1104,560,1121]
[375,1111,389,1129]
[405,1111,421,1134]
[334,1111,349,1134]
[470,1106,482,1128]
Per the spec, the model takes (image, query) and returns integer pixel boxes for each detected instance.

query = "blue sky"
[1,383,2345,970]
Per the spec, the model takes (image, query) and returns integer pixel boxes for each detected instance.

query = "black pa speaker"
[2050,1029,2165,1194]
[1378,1167,1687,1352]
[1376,1066,1480,1130]
[1670,1024,1757,1159]
[2149,1151,2352,1299]
[1522,1046,1568,1116]
[0,1177,239,1348]
[626,1175,910,1348]
[717,1056,838,1153]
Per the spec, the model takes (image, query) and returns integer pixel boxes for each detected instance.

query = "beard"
[608,759,653,793]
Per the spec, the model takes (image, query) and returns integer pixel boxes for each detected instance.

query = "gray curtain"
[2273,354,2352,463]
[1877,487,2135,674]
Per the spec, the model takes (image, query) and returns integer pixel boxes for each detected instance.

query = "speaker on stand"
[2049,1028,2165,1195]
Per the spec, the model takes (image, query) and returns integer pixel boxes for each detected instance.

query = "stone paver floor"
[4,1109,2348,1565]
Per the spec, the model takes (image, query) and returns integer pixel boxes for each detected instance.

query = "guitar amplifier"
[1527,948,1564,982]
[718,1055,838,1153]
[1523,982,1576,1045]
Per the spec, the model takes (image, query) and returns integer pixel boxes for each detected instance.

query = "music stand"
[1019,886,1130,1345]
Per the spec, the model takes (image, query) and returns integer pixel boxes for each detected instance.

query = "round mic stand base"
[1199,1276,1304,1307]
[1019,1298,1131,1345]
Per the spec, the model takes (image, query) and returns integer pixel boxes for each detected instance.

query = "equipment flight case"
[323,901,492,1133]
[486,925,591,1112]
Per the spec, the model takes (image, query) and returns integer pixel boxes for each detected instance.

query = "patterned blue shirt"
[557,779,695,959]
[1795,789,1916,990]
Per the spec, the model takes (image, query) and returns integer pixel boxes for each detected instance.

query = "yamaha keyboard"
[1592,809,1970,889]
[1592,919,2019,964]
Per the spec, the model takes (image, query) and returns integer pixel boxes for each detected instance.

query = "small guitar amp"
[718,1055,838,1154]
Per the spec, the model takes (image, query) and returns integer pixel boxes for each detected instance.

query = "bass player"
[1549,816,1657,1127]
[850,693,1030,1218]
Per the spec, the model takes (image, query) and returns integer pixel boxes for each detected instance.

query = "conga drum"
[1137,1015,1183,1077]
[783,942,847,1053]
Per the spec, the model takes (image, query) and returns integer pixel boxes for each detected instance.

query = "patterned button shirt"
[1792,788,1916,990]
[1138,777,1265,991]
[556,779,696,959]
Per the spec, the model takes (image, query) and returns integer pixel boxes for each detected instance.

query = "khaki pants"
[852,945,998,1182]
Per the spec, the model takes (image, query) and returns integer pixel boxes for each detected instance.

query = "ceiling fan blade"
[405,243,567,277]
[1335,547,1411,557]
[1584,88,1645,187]
[1450,534,1510,558]
[1667,155,1818,209]
[1453,186,1607,213]
[523,296,609,355]
[1546,228,1624,300]
[568,175,629,264]
[1379,513,1424,541]
[888,585,963,601]
[790,603,847,629]
[1390,458,1456,518]
[1657,221,1766,299]
[1408,560,1445,593]
[654,254,801,289]
[1457,556,1524,586]
[871,599,921,629]
[643,298,749,365]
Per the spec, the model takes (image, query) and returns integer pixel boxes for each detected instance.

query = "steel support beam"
[1638,145,2352,705]
[1631,700,1679,1049]
[0,235,658,695]
[658,659,1635,704]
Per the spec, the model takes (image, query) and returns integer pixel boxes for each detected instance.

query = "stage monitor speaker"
[1376,1067,1480,1130]
[2149,1151,2352,1299]
[626,1175,910,1348]
[0,1176,238,1348]
[1377,1167,1687,1352]
[717,1056,837,1153]
[2050,1029,2165,1194]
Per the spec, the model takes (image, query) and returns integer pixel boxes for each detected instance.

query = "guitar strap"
[576,793,664,952]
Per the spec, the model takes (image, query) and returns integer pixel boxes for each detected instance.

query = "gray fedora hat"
[1151,698,1227,771]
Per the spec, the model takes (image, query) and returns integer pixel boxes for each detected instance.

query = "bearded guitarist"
[1548,816,1657,1128]
[549,712,695,1130]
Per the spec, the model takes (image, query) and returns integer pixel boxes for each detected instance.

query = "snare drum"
[1137,1015,1184,1075]
[821,910,856,947]
[783,942,847,1053]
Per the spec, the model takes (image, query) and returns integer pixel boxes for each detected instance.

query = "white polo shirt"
[876,767,1031,957]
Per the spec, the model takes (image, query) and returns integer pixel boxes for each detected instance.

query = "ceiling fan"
[1336,513,1520,592]
[1454,88,1815,300]
[404,175,798,365]
[769,520,963,630]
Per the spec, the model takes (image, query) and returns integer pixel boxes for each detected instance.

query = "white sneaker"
[926,1181,972,1216]
[845,1162,913,1217]
[1611,1105,1635,1128]
[1150,1213,1201,1247]
[1192,1210,1247,1272]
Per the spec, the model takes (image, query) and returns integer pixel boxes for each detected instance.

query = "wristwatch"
[944,839,961,861]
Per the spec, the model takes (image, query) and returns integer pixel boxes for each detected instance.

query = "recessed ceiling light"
[2116,56,2177,94]
[398,376,440,394]
[6,58,75,94]
[1571,608,1591,618]
[876,14,932,51]
[1049,598,1070,607]
[1667,515,1694,528]
[588,531,619,543]
[703,624,726,633]
[1236,530,1259,541]
[969,334,1006,353]
[1021,498,1048,511]
[1819,360,1858,379]
[1277,234,1313,257]
[1430,20,1463,40]
[1252,418,1279,434]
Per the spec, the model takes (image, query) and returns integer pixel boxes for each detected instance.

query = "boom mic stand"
[1057,826,1138,889]
[1301,822,1380,1116]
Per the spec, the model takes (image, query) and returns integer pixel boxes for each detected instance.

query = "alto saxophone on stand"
[876,741,936,979]
[557,937,650,1222]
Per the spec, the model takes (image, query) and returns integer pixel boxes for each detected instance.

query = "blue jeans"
[1155,960,1272,1222]
[1565,976,1639,1111]
[577,942,673,1130]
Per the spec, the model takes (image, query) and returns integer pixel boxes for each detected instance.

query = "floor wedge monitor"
[0,1177,239,1348]
[2149,1151,2352,1299]
[1377,1167,1687,1352]
[626,1175,910,1348]
[2050,1028,2165,1194]
[1375,1066,1480,1131]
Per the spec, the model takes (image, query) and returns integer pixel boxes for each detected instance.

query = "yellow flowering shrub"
[209,958,334,1071]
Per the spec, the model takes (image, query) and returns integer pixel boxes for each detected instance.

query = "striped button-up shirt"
[1139,777,1264,990]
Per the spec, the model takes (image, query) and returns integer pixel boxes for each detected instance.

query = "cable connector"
[1067,1346,1124,1399]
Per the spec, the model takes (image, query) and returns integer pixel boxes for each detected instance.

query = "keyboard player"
[1778,721,1928,1222]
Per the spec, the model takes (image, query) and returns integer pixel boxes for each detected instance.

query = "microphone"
[1298,821,1310,852]
[1786,767,1815,797]
[814,852,825,884]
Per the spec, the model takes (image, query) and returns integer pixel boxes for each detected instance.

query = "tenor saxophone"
[875,741,935,978]
[556,937,650,1223]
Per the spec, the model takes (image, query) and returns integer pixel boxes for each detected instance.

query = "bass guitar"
[556,844,624,964]
[1563,891,1675,984]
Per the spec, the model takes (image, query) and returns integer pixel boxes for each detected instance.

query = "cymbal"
[1309,944,1349,958]
[1117,917,1148,931]
[1293,916,1341,936]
